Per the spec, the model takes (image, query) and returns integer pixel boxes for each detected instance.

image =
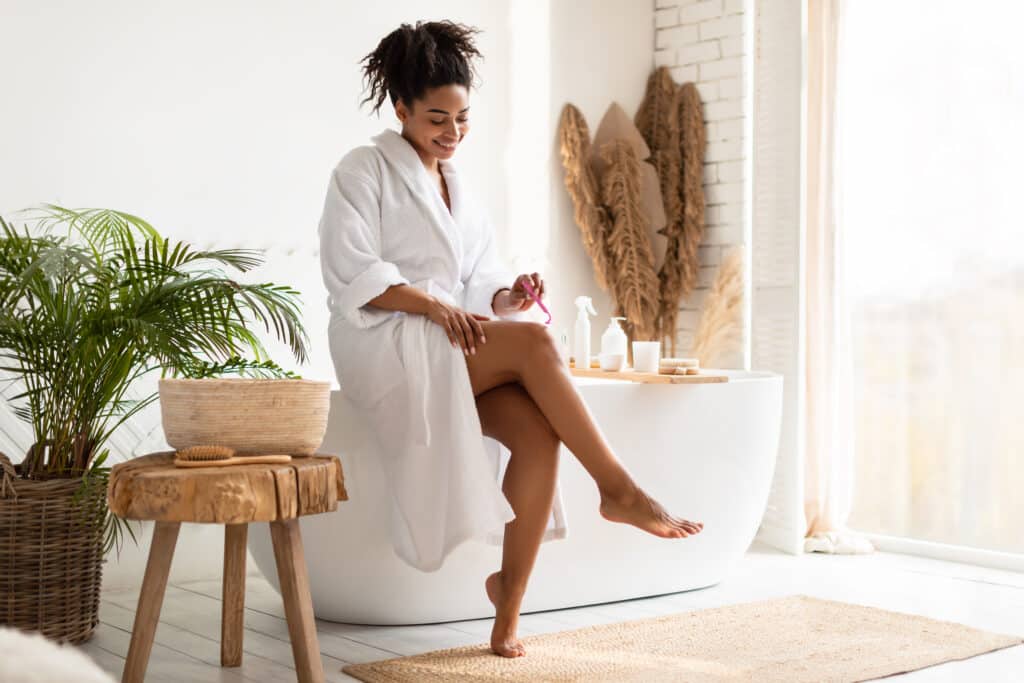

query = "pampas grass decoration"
[691,246,744,367]
[558,103,612,290]
[600,139,661,341]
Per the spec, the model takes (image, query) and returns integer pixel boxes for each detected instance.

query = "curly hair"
[359,20,483,116]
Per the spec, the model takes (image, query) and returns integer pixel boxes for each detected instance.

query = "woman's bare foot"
[599,484,704,538]
[485,571,526,658]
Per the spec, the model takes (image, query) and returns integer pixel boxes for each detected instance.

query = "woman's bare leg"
[476,383,560,658]
[465,320,703,538]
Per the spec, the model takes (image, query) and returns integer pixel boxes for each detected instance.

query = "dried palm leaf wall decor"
[634,73,708,354]
[635,67,684,350]
[599,139,661,341]
[587,103,668,275]
[558,65,724,358]
[557,105,612,290]
[675,81,708,342]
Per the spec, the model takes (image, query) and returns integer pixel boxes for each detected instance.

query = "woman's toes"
[491,639,526,658]
[674,517,701,532]
[669,517,700,536]
[600,486,704,540]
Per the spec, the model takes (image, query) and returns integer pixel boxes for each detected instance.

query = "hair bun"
[359,20,483,117]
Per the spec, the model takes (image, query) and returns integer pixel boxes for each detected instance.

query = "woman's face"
[396,84,471,167]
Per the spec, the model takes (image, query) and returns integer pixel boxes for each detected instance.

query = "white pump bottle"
[573,296,597,368]
[600,316,628,356]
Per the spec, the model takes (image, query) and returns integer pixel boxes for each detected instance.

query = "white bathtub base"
[249,370,783,625]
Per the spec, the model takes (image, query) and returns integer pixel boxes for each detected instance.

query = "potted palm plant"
[0,205,309,643]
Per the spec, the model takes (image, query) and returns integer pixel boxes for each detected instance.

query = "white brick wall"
[654,0,749,366]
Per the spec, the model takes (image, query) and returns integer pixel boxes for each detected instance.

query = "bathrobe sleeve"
[462,217,516,319]
[319,169,410,329]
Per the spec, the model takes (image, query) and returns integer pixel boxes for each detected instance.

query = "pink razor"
[519,279,552,325]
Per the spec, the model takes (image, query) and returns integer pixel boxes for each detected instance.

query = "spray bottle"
[573,296,597,368]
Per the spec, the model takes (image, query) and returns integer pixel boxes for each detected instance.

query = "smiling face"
[395,84,471,170]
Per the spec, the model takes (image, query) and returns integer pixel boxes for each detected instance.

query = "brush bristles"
[175,445,235,461]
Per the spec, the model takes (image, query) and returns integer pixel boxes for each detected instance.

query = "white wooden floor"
[77,542,1024,682]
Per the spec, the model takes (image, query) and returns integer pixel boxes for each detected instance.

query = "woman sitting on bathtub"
[318,19,703,658]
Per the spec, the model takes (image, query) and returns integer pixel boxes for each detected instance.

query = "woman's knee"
[519,322,561,367]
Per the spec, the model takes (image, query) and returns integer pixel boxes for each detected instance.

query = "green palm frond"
[28,205,161,256]
[0,204,310,557]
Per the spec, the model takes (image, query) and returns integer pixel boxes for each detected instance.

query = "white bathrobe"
[318,128,569,572]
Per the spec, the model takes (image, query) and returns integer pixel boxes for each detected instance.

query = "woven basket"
[0,452,106,644]
[159,378,331,455]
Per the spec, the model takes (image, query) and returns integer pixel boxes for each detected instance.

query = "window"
[840,1,1024,554]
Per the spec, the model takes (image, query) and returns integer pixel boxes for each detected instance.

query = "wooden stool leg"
[269,518,324,683]
[221,523,247,666]
[122,521,181,683]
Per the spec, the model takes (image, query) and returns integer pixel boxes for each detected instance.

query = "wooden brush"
[174,445,292,468]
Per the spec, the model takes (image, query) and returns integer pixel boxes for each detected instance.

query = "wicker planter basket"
[0,452,107,644]
[159,378,331,455]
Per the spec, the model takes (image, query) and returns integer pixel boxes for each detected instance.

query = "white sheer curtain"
[838,2,1024,555]
[802,0,872,554]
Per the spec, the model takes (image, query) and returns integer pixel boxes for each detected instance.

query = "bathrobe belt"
[403,279,465,446]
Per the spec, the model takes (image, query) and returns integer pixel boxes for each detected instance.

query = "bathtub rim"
[570,368,781,386]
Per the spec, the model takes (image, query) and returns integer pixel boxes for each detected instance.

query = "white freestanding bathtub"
[248,370,783,625]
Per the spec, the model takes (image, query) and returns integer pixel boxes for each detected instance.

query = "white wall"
[0,0,653,590]
[0,0,517,386]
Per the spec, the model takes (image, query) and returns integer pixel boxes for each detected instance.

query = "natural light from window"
[840,1,1024,554]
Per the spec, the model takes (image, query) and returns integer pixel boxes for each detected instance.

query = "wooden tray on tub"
[569,366,729,384]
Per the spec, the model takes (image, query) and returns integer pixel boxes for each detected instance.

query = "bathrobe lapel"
[371,129,464,276]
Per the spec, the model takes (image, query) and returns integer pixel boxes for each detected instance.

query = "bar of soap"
[660,357,699,368]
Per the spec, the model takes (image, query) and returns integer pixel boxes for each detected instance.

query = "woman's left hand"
[508,272,544,312]
[491,273,544,317]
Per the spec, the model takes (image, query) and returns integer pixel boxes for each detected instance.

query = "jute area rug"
[341,595,1022,682]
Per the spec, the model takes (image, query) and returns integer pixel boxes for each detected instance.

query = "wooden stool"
[107,451,348,683]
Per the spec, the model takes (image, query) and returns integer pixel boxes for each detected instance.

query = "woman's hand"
[426,297,489,355]
[499,272,545,314]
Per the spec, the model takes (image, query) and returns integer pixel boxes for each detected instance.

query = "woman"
[318,20,703,658]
